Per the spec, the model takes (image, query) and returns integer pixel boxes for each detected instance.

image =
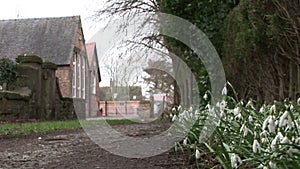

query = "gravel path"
[0,122,193,169]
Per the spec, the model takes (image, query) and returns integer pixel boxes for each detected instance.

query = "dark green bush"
[0,57,17,88]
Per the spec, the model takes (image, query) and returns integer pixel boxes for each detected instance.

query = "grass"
[0,119,136,136]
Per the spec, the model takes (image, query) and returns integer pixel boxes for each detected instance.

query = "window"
[72,53,77,98]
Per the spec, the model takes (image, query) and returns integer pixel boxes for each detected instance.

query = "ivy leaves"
[0,57,17,87]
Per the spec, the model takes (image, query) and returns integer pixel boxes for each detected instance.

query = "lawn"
[0,119,135,136]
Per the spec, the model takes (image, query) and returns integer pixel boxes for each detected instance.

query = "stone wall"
[0,53,79,121]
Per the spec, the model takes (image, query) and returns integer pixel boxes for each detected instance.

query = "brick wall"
[56,66,72,98]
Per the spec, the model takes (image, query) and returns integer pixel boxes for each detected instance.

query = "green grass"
[0,119,136,136]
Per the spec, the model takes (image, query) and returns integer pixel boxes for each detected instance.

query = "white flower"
[38,137,42,140]
[235,113,243,120]
[295,137,300,144]
[260,130,269,137]
[259,106,265,113]
[195,149,201,159]
[268,115,276,133]
[233,107,240,116]
[169,113,173,118]
[172,115,177,122]
[280,136,290,144]
[297,98,300,106]
[203,93,208,100]
[279,111,289,127]
[183,138,188,146]
[261,138,268,144]
[220,110,225,118]
[276,131,284,140]
[254,123,261,130]
[240,124,251,137]
[262,116,270,131]
[270,104,276,113]
[246,100,254,109]
[172,107,176,112]
[248,115,253,122]
[258,164,268,169]
[290,104,294,110]
[178,105,182,111]
[195,109,200,116]
[271,136,278,150]
[189,107,193,112]
[219,100,227,111]
[230,153,242,169]
[222,86,227,96]
[253,139,261,153]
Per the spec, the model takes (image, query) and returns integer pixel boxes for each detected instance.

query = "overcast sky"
[0,0,105,40]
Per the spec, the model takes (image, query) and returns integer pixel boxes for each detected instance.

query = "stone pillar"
[16,52,43,119]
[42,61,57,120]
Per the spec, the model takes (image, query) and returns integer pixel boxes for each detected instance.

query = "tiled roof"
[0,16,81,65]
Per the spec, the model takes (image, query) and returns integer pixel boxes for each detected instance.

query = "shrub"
[0,57,17,88]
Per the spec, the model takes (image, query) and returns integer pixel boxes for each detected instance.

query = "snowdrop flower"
[235,113,243,120]
[233,107,240,116]
[246,100,254,109]
[206,104,211,110]
[261,137,268,144]
[248,115,253,122]
[178,105,182,111]
[240,124,252,137]
[253,139,261,153]
[259,106,265,114]
[195,149,201,159]
[279,111,289,127]
[172,107,176,112]
[262,116,271,131]
[183,138,188,146]
[290,104,294,111]
[297,98,300,106]
[294,137,300,144]
[254,123,261,130]
[222,86,227,96]
[38,137,42,140]
[280,136,290,144]
[271,137,278,150]
[218,100,227,111]
[276,131,284,140]
[169,113,173,118]
[195,109,200,116]
[230,153,242,169]
[189,106,193,112]
[203,93,208,100]
[172,114,177,122]
[270,104,276,113]
[258,164,268,169]
[260,130,269,137]
[268,117,276,133]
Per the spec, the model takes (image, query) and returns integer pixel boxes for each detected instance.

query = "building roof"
[86,42,101,81]
[0,16,81,65]
[86,42,96,67]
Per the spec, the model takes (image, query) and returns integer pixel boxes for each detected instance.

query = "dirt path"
[0,122,193,169]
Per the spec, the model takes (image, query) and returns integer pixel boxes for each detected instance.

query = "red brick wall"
[56,66,72,97]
